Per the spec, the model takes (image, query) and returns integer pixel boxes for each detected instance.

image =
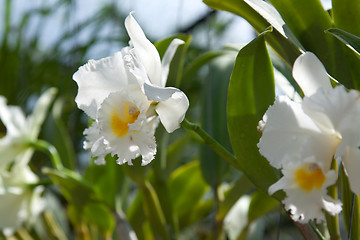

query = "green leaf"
[84,158,126,210]
[340,165,360,240]
[43,168,95,208]
[333,0,360,37]
[326,28,360,56]
[227,30,279,193]
[268,0,331,56]
[217,174,254,221]
[140,181,171,240]
[83,202,115,237]
[169,161,210,218]
[203,0,301,65]
[247,190,279,223]
[200,53,236,187]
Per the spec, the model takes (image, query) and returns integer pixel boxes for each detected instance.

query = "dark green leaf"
[326,28,360,56]
[333,0,360,37]
[203,0,301,65]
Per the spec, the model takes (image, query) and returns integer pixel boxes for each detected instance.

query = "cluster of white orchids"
[258,52,360,223]
[73,13,189,166]
[0,88,56,235]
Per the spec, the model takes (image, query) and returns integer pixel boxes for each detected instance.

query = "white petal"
[341,147,360,196]
[73,52,128,119]
[125,13,162,86]
[144,83,178,102]
[292,52,332,97]
[160,38,184,87]
[83,122,110,165]
[155,91,189,133]
[0,97,27,137]
[302,86,359,132]
[258,96,322,168]
[28,88,57,138]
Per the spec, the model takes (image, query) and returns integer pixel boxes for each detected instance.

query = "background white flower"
[73,13,189,165]
[0,88,57,168]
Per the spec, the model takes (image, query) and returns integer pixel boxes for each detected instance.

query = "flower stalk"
[181,118,239,169]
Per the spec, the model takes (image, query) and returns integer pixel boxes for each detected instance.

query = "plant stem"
[325,159,340,240]
[181,118,239,169]
[30,140,64,170]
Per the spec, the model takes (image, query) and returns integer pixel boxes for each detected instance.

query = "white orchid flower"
[269,156,341,223]
[73,13,189,165]
[0,88,57,168]
[0,162,45,235]
[258,51,360,197]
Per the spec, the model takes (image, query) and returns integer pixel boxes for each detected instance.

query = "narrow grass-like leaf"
[326,28,360,57]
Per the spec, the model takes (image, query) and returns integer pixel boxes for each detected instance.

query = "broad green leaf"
[203,0,301,65]
[267,0,355,89]
[340,165,360,240]
[227,30,279,193]
[169,161,210,217]
[43,168,95,208]
[326,28,360,56]
[83,202,115,237]
[268,0,331,56]
[140,181,171,240]
[84,158,126,210]
[247,190,279,223]
[333,0,360,37]
[126,191,146,240]
[217,174,254,221]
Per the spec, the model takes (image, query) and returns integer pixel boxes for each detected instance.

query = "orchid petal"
[258,96,322,168]
[0,97,26,136]
[161,38,184,87]
[125,13,162,86]
[73,52,128,119]
[292,52,332,96]
[341,147,360,196]
[155,91,189,133]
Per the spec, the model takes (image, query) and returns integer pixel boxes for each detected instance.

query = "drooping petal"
[73,52,129,119]
[292,52,332,97]
[125,13,162,86]
[28,88,57,138]
[155,91,189,133]
[160,38,184,87]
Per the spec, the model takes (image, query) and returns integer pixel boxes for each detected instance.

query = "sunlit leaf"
[227,29,279,193]
[333,0,360,37]
[326,28,360,56]
[203,0,301,65]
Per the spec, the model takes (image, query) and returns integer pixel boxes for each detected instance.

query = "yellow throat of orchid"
[294,163,325,192]
[111,101,140,137]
